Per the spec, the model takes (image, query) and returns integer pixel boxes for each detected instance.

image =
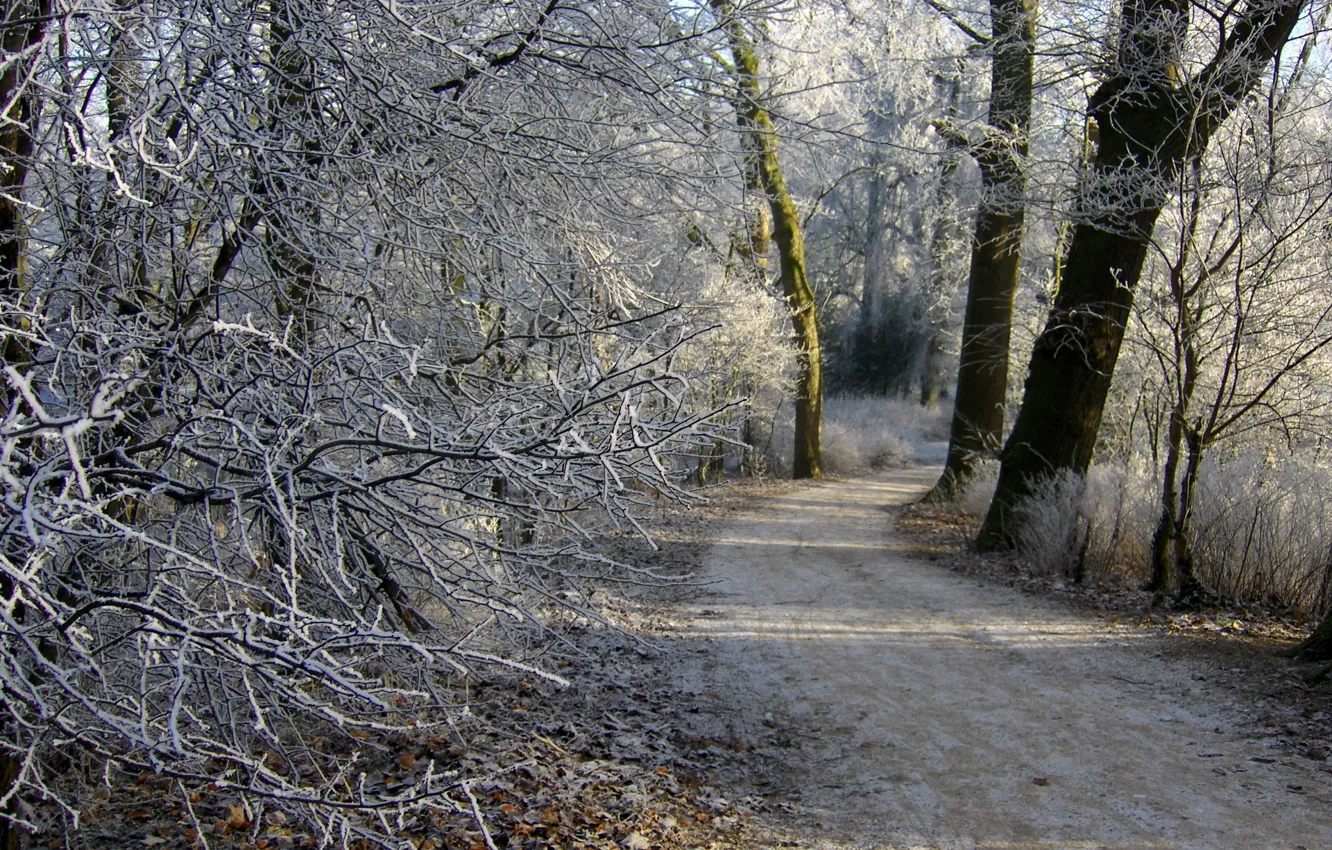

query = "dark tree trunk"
[1294,609,1332,662]
[977,0,1306,548]
[925,0,1035,502]
[266,1,323,343]
[919,72,964,409]
[0,5,51,846]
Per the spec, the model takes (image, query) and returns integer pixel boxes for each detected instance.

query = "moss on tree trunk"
[716,1,822,479]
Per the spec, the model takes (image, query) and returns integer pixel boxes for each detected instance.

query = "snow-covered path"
[665,466,1332,849]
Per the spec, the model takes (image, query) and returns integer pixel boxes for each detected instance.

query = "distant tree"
[919,67,969,408]
[713,0,824,478]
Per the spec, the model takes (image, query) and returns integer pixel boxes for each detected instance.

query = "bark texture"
[919,72,964,409]
[925,0,1035,502]
[266,0,323,343]
[977,0,1306,548]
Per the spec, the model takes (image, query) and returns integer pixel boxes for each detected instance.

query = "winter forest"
[4,0,1332,846]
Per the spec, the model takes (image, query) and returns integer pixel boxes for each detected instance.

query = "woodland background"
[2,0,1332,846]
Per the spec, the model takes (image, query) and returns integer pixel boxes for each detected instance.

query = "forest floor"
[613,458,1332,850]
[48,458,1332,850]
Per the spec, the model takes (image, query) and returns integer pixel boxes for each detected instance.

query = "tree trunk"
[717,2,822,479]
[919,72,964,409]
[0,5,51,845]
[1294,609,1332,662]
[925,0,1035,502]
[859,158,887,352]
[1147,424,1184,593]
[977,0,1305,547]
[266,0,323,343]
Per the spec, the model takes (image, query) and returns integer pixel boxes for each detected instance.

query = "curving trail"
[665,465,1332,850]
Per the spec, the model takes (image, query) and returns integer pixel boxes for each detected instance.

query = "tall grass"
[1190,450,1332,612]
[1001,449,1332,614]
[1009,466,1156,584]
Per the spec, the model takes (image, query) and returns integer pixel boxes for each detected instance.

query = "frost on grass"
[764,395,944,476]
[1007,450,1332,615]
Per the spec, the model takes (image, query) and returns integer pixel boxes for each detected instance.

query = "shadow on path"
[657,466,1332,850]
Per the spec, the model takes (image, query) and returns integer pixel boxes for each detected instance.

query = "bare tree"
[1134,35,1332,598]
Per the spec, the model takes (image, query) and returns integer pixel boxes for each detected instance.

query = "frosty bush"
[1013,467,1154,582]
[1013,471,1087,577]
[1009,448,1332,612]
[960,460,1000,520]
[1191,450,1332,613]
[0,0,738,843]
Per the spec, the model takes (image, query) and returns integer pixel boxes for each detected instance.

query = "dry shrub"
[1191,450,1332,614]
[1012,466,1154,583]
[1007,449,1332,613]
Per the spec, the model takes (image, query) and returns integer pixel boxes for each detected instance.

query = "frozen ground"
[655,465,1332,850]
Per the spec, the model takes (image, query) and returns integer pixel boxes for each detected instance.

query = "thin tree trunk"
[266,0,323,343]
[920,72,964,408]
[859,158,887,353]
[0,5,51,845]
[977,0,1305,548]
[1148,170,1203,593]
[716,2,822,479]
[1148,415,1185,593]
[925,0,1035,501]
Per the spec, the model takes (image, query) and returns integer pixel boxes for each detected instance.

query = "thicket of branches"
[0,0,790,843]
[7,0,1332,842]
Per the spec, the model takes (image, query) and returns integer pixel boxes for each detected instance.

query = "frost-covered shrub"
[1013,466,1154,582]
[961,460,1000,519]
[667,262,797,481]
[1014,470,1088,577]
[1011,449,1332,610]
[1191,450,1332,613]
[1080,465,1156,582]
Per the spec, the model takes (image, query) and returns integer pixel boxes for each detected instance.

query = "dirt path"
[662,466,1332,850]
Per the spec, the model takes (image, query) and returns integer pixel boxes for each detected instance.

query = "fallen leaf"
[227,802,250,829]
